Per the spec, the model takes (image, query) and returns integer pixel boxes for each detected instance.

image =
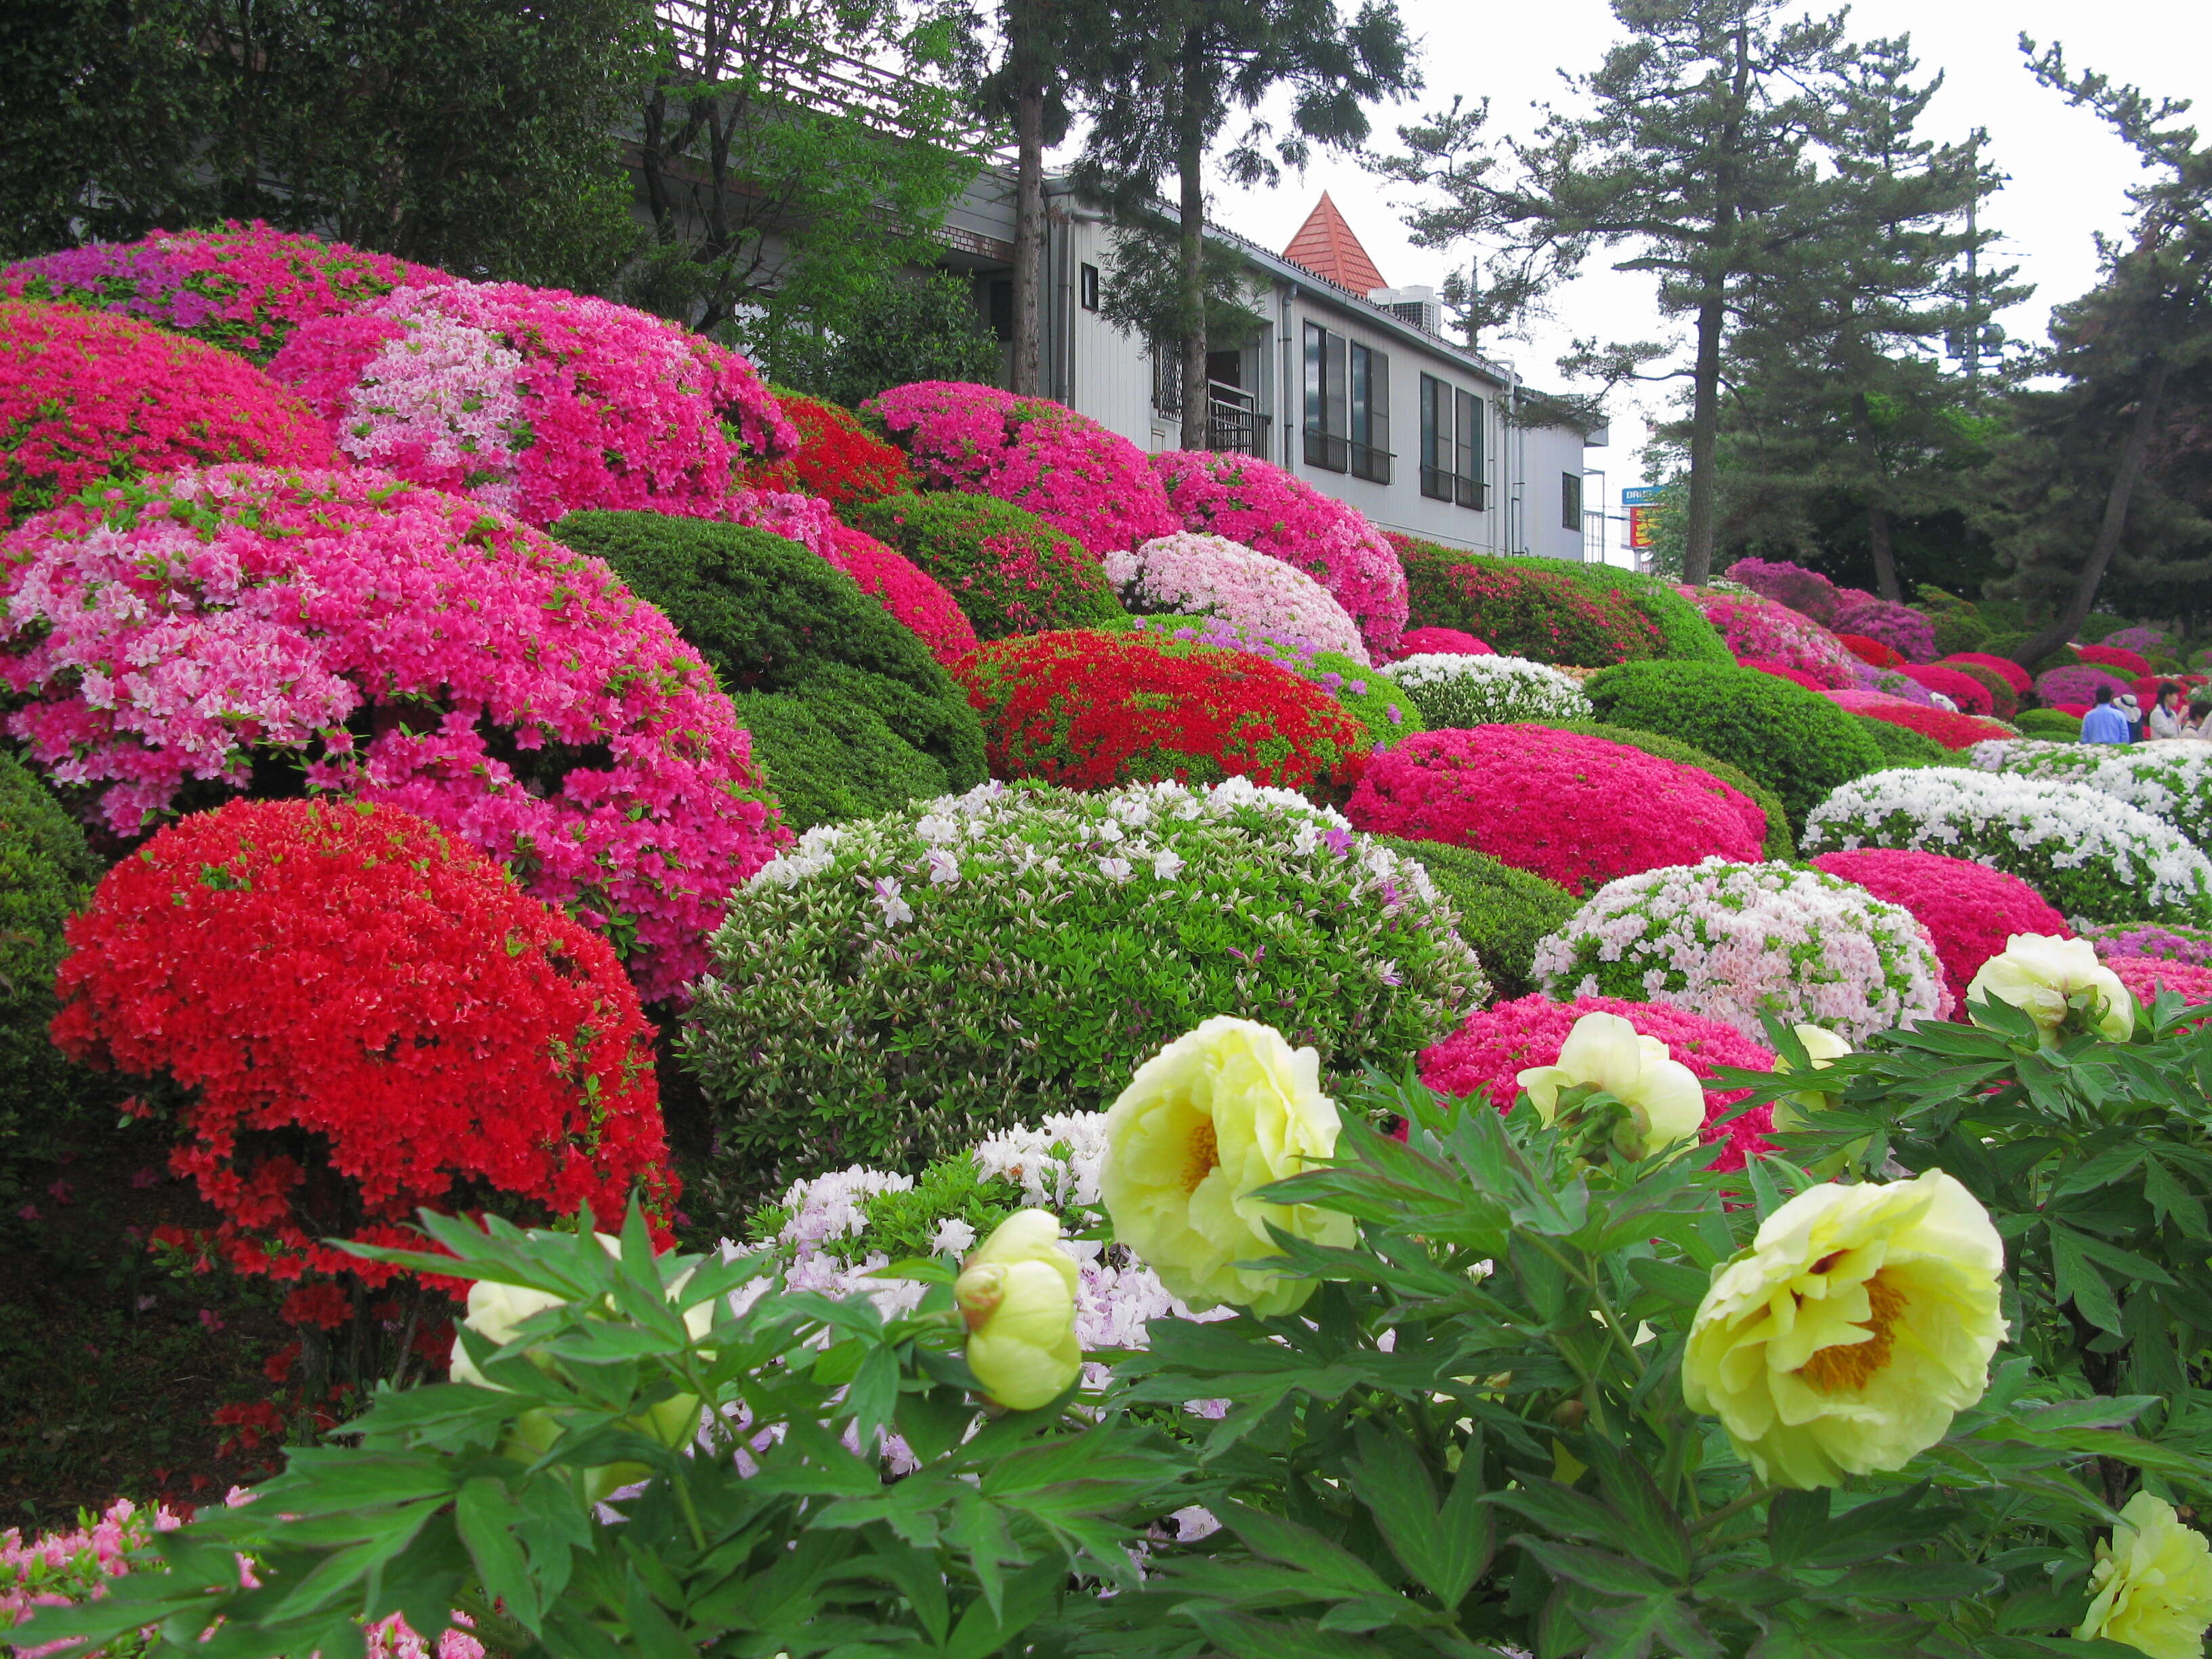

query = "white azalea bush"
[680,777,1491,1188]
[1532,857,1952,1044]
[1969,735,2212,853]
[1387,651,1595,727]
[1804,765,2212,925]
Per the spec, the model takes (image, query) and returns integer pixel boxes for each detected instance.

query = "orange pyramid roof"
[1282,192,1387,295]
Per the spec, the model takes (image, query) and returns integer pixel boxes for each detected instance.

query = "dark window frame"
[1563,470,1584,531]
[1303,321,1349,471]
[1080,263,1100,311]
[1348,341,1391,483]
[1418,373,1486,508]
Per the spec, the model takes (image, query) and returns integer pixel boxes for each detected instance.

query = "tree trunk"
[1682,283,1726,585]
[2010,356,2172,668]
[1176,31,1208,452]
[1009,9,1046,396]
[1866,503,1900,602]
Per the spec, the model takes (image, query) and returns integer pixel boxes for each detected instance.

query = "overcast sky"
[1118,0,2210,529]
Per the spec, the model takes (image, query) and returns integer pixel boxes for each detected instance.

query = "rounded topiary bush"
[1725,557,1841,626]
[1418,994,1776,1170]
[1942,651,2032,695]
[548,511,985,834]
[958,628,1364,792]
[681,777,1492,1177]
[1967,737,2212,853]
[1515,720,1794,861]
[1933,659,2020,720]
[2015,707,2084,741]
[0,753,104,1162]
[2034,663,2132,708]
[1345,724,1767,895]
[52,797,672,1298]
[1395,626,1493,658]
[1533,858,1952,1044]
[1808,847,2071,1008]
[1113,615,1423,749]
[1105,531,1370,663]
[1376,836,1578,1002]
[1897,663,1994,716]
[2078,642,2153,678]
[3,222,450,363]
[2110,956,2212,1008]
[1831,598,1937,663]
[2085,920,2212,967]
[1838,632,1904,670]
[1582,659,1884,832]
[853,491,1125,639]
[747,387,913,510]
[1694,592,1863,687]
[1389,653,1593,727]
[823,523,979,668]
[1850,712,1957,769]
[1824,690,2017,752]
[1394,537,1661,667]
[1803,768,2212,925]
[4,466,787,1002]
[2,299,334,527]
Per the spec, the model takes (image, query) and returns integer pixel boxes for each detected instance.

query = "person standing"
[2149,682,2187,739]
[2081,684,2133,744]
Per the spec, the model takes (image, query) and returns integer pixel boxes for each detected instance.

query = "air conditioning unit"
[1369,285,1443,335]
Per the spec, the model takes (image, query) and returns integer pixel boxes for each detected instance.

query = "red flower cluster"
[1837,632,1904,670]
[1416,994,1777,1171]
[1393,626,1494,658]
[1822,689,2015,750]
[957,628,1365,791]
[1740,659,1828,691]
[51,798,674,1296]
[2079,642,2154,677]
[1809,847,2070,1007]
[1897,663,1994,716]
[747,389,914,510]
[1343,724,1765,895]
[1394,538,1662,667]
[1,300,332,525]
[824,523,979,668]
[1940,651,2030,693]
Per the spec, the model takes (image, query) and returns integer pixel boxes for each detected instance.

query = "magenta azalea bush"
[863,381,1179,558]
[1104,531,1370,664]
[1,466,787,1001]
[1831,598,1938,664]
[2103,625,2169,656]
[2034,663,2134,707]
[1,222,451,363]
[1693,592,1861,688]
[1723,556,1841,626]
[1150,449,1408,658]
[268,281,796,528]
[1393,626,1492,658]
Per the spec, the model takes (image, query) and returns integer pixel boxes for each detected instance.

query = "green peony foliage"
[1515,720,1795,859]
[681,777,1490,1183]
[1372,836,1578,1000]
[550,511,984,831]
[1584,659,1885,834]
[0,752,103,1162]
[852,491,1126,640]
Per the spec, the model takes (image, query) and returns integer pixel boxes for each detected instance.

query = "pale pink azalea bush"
[1150,450,1408,659]
[1,466,788,1001]
[719,486,840,558]
[1103,531,1370,665]
[863,381,1179,557]
[268,281,796,527]
[1690,591,1861,689]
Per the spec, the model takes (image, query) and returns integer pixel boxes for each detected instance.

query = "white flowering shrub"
[1804,766,2212,926]
[1533,857,1951,1044]
[1968,737,2212,853]
[1387,652,1596,728]
[681,777,1492,1183]
[1104,531,1372,664]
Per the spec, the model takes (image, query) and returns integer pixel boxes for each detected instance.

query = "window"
[1418,375,1485,508]
[1563,471,1584,531]
[1080,263,1100,311]
[987,278,1013,343]
[1303,322,1348,470]
[1348,342,1391,483]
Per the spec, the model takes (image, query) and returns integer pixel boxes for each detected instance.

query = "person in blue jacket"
[2081,683,2133,744]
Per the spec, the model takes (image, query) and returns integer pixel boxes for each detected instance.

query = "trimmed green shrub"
[1374,835,1578,1001]
[2015,707,2085,741]
[1584,659,1884,833]
[2078,611,2131,643]
[1558,561,1736,666]
[1930,608,1990,656]
[1516,720,1795,860]
[551,511,985,832]
[1,753,103,1162]
[1851,713,1957,769]
[852,491,1126,640]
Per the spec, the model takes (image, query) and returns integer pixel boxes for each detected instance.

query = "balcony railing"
[1151,357,1271,456]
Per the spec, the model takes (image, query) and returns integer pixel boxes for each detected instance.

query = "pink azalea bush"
[2083,920,2212,968]
[1417,993,1777,1171]
[2109,956,2212,1008]
[2103,625,2169,657]
[1693,592,1861,688]
[863,381,1179,557]
[823,522,979,668]
[1809,846,2070,1007]
[1831,598,1938,663]
[1,466,787,1001]
[2034,663,2133,707]
[1344,724,1765,895]
[268,281,796,527]
[1393,625,1492,658]
[1151,449,1408,658]
[720,486,840,558]
[1,222,451,363]
[1103,531,1370,664]
[1724,556,1841,626]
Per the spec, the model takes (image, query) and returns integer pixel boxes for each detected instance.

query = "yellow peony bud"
[1515,1010,1706,1160]
[2076,1492,2212,1659]
[1769,1023,1853,1134]
[1681,1168,2005,1490]
[955,1210,1082,1411]
[1099,1015,1355,1317]
[1966,933,2134,1044]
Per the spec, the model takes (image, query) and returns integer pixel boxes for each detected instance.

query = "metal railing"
[1207,384,1269,456]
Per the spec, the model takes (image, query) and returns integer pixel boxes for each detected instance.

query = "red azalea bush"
[2109,956,2212,1008]
[1936,659,2020,720]
[1,300,333,526]
[823,522,979,668]
[1838,632,1905,670]
[1,222,451,363]
[1741,659,1827,691]
[957,628,1365,792]
[865,380,1179,558]
[1943,650,2032,693]
[50,798,673,1299]
[2,466,787,1002]
[1399,537,1661,667]
[2079,642,2153,677]
[1809,847,2070,1007]
[1394,626,1494,658]
[1343,724,1765,894]
[1823,689,2016,750]
[1897,663,1995,716]
[1417,993,1776,1171]
[747,388,913,510]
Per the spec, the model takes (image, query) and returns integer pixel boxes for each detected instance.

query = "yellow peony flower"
[956,1210,1082,1411]
[1966,933,2135,1044]
[2077,1492,2212,1659]
[1099,1015,1355,1317]
[1769,1023,1853,1134]
[1681,1168,2005,1489]
[1515,1010,1706,1160]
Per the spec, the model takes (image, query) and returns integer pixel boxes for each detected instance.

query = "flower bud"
[1967,934,2133,1045]
[1516,1011,1704,1161]
[956,1210,1082,1412]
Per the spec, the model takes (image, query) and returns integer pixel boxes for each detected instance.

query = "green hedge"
[1584,659,1884,834]
[1515,720,1795,859]
[1391,536,1732,668]
[853,492,1125,640]
[1374,836,1579,1001]
[552,511,986,831]
[2015,707,2085,741]
[1851,713,1957,769]
[1,753,102,1164]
